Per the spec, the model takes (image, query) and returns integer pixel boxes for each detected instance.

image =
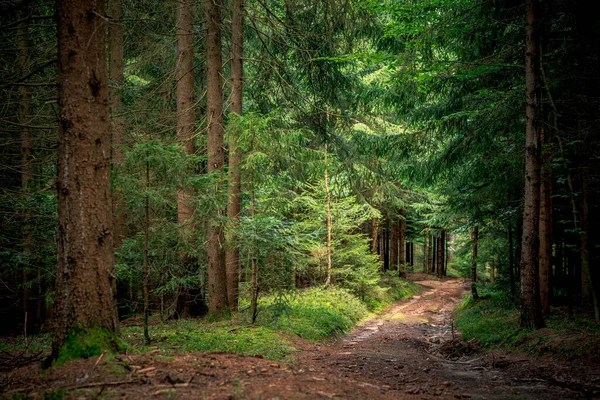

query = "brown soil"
[2,275,599,399]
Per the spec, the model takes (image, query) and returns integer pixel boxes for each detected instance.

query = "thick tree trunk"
[176,0,196,229]
[471,227,479,300]
[108,0,126,249]
[520,0,544,329]
[52,0,118,360]
[226,0,244,310]
[206,0,229,315]
[539,126,552,315]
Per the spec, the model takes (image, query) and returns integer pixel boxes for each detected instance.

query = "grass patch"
[251,286,369,342]
[363,274,422,313]
[455,285,600,357]
[122,318,296,361]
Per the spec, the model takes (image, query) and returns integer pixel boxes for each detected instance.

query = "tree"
[206,0,228,315]
[176,0,196,241]
[226,0,244,309]
[471,226,479,300]
[520,0,544,329]
[109,0,126,248]
[51,0,119,362]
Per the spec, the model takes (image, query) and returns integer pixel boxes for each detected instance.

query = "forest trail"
[2,276,596,399]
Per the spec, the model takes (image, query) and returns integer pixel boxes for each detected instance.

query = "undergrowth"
[1,275,421,363]
[455,284,600,357]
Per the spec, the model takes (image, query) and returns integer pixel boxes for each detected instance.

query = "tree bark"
[17,3,34,332]
[423,230,428,273]
[428,234,433,274]
[206,0,229,315]
[437,232,444,279]
[520,0,544,329]
[176,0,196,229]
[399,212,406,266]
[390,214,399,271]
[371,218,378,253]
[324,145,332,285]
[508,223,516,297]
[108,0,126,249]
[471,226,479,300]
[52,0,118,360]
[539,125,552,315]
[226,0,244,310]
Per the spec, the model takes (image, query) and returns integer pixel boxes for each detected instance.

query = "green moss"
[54,326,124,366]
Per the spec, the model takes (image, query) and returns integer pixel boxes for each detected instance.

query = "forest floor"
[2,275,599,399]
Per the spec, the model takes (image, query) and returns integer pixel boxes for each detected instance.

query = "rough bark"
[520,0,544,329]
[539,126,552,315]
[176,0,196,228]
[226,0,244,310]
[53,0,118,359]
[206,0,229,315]
[471,227,479,300]
[108,0,126,249]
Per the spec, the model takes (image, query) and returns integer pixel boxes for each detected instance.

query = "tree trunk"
[423,230,428,273]
[176,0,196,228]
[437,232,444,279]
[428,234,433,274]
[520,0,545,329]
[508,223,516,297]
[371,218,378,253]
[206,0,229,315]
[580,169,599,322]
[52,0,118,362]
[324,145,332,286]
[471,227,479,300]
[226,0,244,310]
[143,158,150,344]
[17,3,34,332]
[399,212,406,266]
[539,125,552,315]
[109,0,126,249]
[390,215,399,271]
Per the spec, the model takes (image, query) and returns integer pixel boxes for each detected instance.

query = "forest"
[0,0,599,398]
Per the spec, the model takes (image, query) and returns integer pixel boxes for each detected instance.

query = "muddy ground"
[2,275,599,399]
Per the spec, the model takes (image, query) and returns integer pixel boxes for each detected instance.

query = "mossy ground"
[454,284,600,357]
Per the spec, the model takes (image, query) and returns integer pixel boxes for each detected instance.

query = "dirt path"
[2,276,597,399]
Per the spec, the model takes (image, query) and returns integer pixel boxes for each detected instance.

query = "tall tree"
[471,226,479,300]
[520,0,545,329]
[206,0,228,314]
[176,0,196,233]
[539,126,552,315]
[52,0,118,361]
[109,0,126,248]
[226,0,244,310]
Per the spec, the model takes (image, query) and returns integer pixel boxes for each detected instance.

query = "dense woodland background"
[0,0,598,357]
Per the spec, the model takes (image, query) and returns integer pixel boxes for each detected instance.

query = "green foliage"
[54,326,125,367]
[252,287,370,342]
[121,319,296,361]
[455,286,600,357]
